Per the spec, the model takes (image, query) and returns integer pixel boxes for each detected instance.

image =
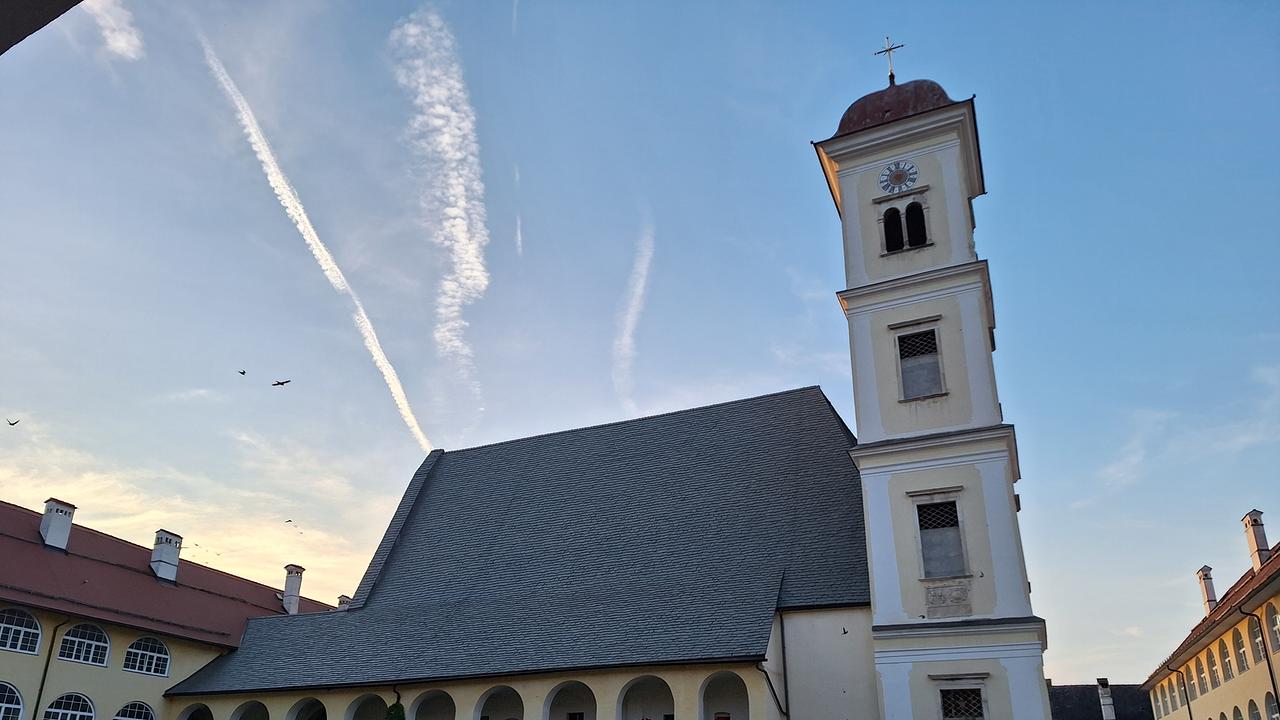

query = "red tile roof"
[1143,540,1280,688]
[0,501,330,647]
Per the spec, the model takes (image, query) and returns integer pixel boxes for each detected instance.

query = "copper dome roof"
[835,79,956,136]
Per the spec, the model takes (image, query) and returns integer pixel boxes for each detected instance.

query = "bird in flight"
[5,419,18,426]
[272,380,291,387]
[238,370,246,375]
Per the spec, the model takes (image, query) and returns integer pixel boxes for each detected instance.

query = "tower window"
[897,329,944,399]
[918,501,965,578]
[940,688,984,719]
[906,202,928,247]
[883,207,904,252]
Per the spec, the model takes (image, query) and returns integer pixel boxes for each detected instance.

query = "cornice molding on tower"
[850,423,1021,482]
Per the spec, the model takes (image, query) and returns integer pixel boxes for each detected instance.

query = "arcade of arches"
[172,666,766,720]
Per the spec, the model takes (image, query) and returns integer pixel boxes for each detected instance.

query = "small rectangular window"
[898,329,943,399]
[941,688,985,719]
[918,501,965,578]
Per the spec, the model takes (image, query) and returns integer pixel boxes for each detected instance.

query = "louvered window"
[940,688,985,719]
[0,683,22,720]
[0,608,41,654]
[44,695,94,720]
[123,637,169,676]
[918,501,965,578]
[898,329,943,399]
[58,624,108,666]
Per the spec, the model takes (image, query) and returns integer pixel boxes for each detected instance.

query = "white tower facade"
[816,78,1051,719]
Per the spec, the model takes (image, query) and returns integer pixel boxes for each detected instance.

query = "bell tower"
[815,73,1051,719]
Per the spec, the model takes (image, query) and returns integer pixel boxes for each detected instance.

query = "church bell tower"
[815,69,1052,719]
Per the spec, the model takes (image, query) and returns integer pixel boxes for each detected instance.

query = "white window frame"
[112,703,155,720]
[874,185,934,255]
[891,318,948,402]
[0,682,23,720]
[0,607,42,655]
[908,487,971,581]
[122,637,170,677]
[57,624,110,667]
[44,694,95,720]
[932,675,989,720]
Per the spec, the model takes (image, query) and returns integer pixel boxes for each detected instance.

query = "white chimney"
[39,498,76,550]
[336,595,352,611]
[1243,510,1271,571]
[1197,565,1218,615]
[150,529,182,582]
[1096,678,1116,720]
[283,564,305,614]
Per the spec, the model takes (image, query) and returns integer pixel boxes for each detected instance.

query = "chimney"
[150,529,182,582]
[39,498,76,550]
[336,595,352,611]
[282,564,305,614]
[1096,678,1116,720]
[1243,510,1271,571]
[1197,565,1218,615]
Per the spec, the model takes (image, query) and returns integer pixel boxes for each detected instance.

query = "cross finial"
[874,36,905,86]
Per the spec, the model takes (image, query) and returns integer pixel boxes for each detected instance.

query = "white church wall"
[771,607,878,720]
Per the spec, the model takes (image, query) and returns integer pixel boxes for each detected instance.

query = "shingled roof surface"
[0,502,329,647]
[169,386,868,694]
[1048,684,1154,719]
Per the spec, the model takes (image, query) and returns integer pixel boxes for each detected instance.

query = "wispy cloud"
[155,388,225,404]
[612,222,656,416]
[511,0,521,36]
[200,36,433,452]
[390,8,491,405]
[81,0,144,61]
[513,165,523,256]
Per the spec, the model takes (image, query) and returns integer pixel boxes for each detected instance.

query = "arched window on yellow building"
[1208,647,1222,688]
[1221,639,1236,680]
[1234,628,1250,672]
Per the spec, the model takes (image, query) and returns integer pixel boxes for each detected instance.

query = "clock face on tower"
[879,160,919,194]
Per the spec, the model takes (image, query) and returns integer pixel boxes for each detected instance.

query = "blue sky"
[1,0,1277,683]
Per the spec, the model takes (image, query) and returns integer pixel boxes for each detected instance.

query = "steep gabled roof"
[0,501,330,647]
[169,386,868,694]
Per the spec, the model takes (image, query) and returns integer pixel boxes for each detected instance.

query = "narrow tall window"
[1251,616,1267,663]
[1177,675,1189,704]
[1169,679,1178,709]
[0,608,41,654]
[883,207,905,252]
[1234,628,1250,672]
[1186,666,1198,699]
[906,202,928,247]
[1250,700,1263,720]
[1220,639,1235,680]
[1150,692,1160,719]
[1236,708,1245,720]
[0,683,21,720]
[58,624,109,666]
[898,329,944,399]
[1196,657,1208,694]
[940,688,984,720]
[917,501,965,578]
[123,637,169,676]
[1159,685,1169,714]
[1208,647,1221,688]
[1265,692,1278,720]
[44,695,94,720]
[1268,604,1280,652]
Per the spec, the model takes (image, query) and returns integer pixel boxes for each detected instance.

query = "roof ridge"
[0,503,330,610]
[446,385,826,455]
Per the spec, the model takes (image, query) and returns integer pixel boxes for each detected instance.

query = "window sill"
[920,573,973,582]
[899,391,949,404]
[57,656,108,668]
[881,242,934,257]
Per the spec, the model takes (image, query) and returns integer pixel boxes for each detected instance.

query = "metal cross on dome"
[875,36,905,85]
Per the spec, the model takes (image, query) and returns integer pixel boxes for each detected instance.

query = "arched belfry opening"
[883,206,905,252]
[905,201,927,247]
[476,686,522,720]
[544,681,596,720]
[618,676,673,720]
[700,671,749,720]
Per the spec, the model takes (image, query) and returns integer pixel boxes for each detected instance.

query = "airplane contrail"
[200,36,433,452]
[612,223,655,417]
[390,8,491,405]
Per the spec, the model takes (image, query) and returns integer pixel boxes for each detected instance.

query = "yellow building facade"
[1144,511,1280,720]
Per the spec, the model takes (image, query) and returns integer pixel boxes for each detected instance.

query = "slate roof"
[169,386,867,694]
[0,501,329,647]
[1048,684,1154,720]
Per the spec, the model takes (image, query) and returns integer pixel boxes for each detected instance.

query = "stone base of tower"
[872,618,1051,719]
